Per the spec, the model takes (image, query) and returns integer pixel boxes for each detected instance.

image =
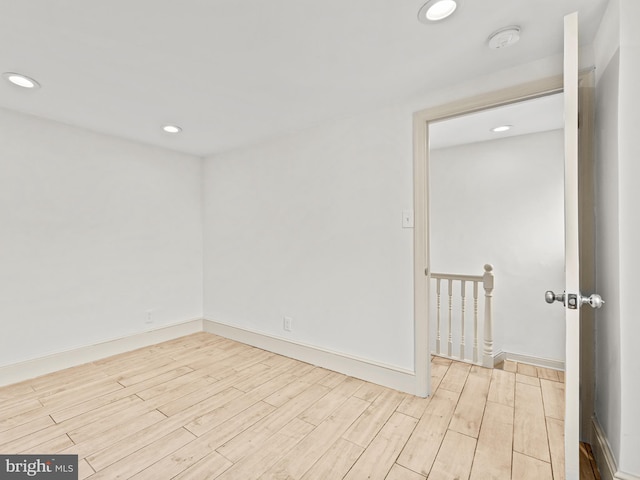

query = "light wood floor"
[0,332,567,479]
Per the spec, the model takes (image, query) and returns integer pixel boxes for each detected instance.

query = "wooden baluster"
[436,278,442,355]
[473,280,479,364]
[482,264,495,368]
[447,279,453,357]
[460,280,466,361]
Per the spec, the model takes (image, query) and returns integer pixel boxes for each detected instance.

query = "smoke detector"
[488,26,521,49]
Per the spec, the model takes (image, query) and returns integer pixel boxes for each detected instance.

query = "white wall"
[594,0,640,475]
[0,108,203,367]
[202,54,566,374]
[430,130,565,363]
[595,48,622,468]
[616,0,640,473]
[203,108,415,369]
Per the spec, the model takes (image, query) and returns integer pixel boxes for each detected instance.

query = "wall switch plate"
[402,210,414,228]
[283,316,292,332]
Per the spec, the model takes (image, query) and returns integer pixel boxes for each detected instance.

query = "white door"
[563,11,581,479]
[555,12,603,479]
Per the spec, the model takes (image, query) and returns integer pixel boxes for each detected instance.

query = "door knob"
[581,293,605,309]
[545,290,604,309]
[545,290,565,305]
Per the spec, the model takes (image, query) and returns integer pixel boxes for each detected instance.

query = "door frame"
[413,74,564,399]
[412,72,596,442]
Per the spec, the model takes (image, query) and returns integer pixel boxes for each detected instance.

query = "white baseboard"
[592,416,640,480]
[0,317,420,395]
[0,318,203,387]
[492,350,565,371]
[203,319,418,395]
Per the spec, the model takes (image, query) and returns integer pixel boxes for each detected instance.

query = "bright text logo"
[0,455,77,479]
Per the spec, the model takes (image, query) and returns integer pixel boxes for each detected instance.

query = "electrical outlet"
[145,310,153,324]
[283,316,292,332]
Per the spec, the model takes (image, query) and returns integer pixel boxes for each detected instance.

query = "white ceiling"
[0,1,607,157]
[430,92,565,150]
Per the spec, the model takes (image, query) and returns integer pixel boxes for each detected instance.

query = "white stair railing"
[431,264,494,367]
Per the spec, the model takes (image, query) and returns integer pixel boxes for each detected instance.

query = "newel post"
[482,264,495,368]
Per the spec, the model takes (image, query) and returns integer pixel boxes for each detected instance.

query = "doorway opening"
[412,75,565,398]
[428,92,566,371]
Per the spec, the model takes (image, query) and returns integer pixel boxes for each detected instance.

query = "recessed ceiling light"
[162,125,182,134]
[418,0,458,23]
[3,72,40,89]
[491,125,512,133]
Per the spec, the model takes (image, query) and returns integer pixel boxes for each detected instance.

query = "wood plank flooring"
[0,333,571,479]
